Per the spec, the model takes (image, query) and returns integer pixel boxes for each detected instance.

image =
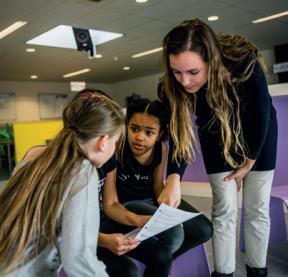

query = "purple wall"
[181,95,288,186]
[272,95,288,186]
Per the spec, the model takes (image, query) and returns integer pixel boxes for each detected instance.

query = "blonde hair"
[0,93,125,273]
[162,18,264,167]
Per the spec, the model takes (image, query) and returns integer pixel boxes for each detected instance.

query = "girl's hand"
[157,180,181,208]
[224,159,256,191]
[100,233,140,256]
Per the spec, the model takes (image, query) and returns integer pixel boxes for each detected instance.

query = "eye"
[130,126,139,133]
[145,130,156,136]
[189,70,199,75]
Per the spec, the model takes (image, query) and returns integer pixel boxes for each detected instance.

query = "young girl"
[98,98,212,277]
[0,92,131,276]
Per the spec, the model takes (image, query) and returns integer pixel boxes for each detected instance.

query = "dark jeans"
[98,198,213,277]
[173,199,213,258]
[99,198,182,277]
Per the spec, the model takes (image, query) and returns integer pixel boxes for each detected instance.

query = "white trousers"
[209,170,274,274]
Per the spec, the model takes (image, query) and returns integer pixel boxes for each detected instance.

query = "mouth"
[185,85,195,91]
[184,85,199,93]
[132,143,145,150]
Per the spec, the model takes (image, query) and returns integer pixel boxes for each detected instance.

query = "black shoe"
[246,265,268,277]
[211,271,233,277]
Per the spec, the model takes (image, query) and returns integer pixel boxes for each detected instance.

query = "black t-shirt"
[113,140,163,204]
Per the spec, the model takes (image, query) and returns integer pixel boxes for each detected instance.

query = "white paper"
[125,203,202,241]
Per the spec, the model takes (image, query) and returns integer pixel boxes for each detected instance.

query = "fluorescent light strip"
[132,47,163,58]
[253,11,288,23]
[63,68,91,78]
[0,21,28,39]
[208,16,219,21]
[26,48,36,53]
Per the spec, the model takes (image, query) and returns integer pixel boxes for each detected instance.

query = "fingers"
[224,172,235,181]
[115,240,140,255]
[236,178,242,192]
[172,199,180,208]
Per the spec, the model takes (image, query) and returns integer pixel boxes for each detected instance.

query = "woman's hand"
[99,233,140,256]
[157,174,181,208]
[224,159,256,191]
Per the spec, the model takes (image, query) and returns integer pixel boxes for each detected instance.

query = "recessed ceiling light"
[30,75,38,79]
[26,48,36,52]
[0,21,27,40]
[208,16,219,21]
[123,66,130,71]
[252,10,288,23]
[26,25,123,58]
[136,0,148,3]
[63,68,91,78]
[132,47,163,58]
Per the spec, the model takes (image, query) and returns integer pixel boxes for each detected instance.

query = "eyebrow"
[170,66,199,72]
[130,123,157,131]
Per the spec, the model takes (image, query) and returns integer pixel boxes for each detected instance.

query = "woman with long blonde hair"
[0,92,127,276]
[158,18,277,277]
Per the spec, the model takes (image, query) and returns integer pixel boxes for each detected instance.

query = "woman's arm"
[152,142,167,198]
[103,169,150,228]
[157,141,186,208]
[157,173,182,208]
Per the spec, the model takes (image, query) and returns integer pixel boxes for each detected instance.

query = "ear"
[95,135,109,152]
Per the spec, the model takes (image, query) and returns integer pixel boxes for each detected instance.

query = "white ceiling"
[0,0,287,83]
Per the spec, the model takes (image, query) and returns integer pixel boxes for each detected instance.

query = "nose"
[135,132,145,141]
[179,74,190,87]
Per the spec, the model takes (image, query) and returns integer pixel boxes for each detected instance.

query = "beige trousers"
[209,170,274,274]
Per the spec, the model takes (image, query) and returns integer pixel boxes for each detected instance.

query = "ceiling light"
[26,48,36,52]
[252,11,288,23]
[132,47,163,58]
[30,75,38,79]
[208,16,219,21]
[63,68,91,78]
[123,66,130,71]
[136,0,148,3]
[95,54,102,58]
[0,21,27,40]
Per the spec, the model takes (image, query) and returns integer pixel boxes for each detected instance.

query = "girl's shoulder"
[71,159,98,188]
[22,145,47,161]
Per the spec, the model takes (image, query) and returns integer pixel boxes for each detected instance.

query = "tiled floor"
[182,195,288,277]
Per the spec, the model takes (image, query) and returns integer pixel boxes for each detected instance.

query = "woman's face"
[169,51,208,94]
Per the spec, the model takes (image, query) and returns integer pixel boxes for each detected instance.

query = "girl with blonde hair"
[159,18,277,277]
[0,92,132,276]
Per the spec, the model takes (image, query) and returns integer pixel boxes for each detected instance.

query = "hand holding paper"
[125,203,202,241]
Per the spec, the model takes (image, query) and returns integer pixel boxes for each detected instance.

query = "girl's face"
[169,50,208,94]
[127,112,161,158]
[86,127,123,168]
